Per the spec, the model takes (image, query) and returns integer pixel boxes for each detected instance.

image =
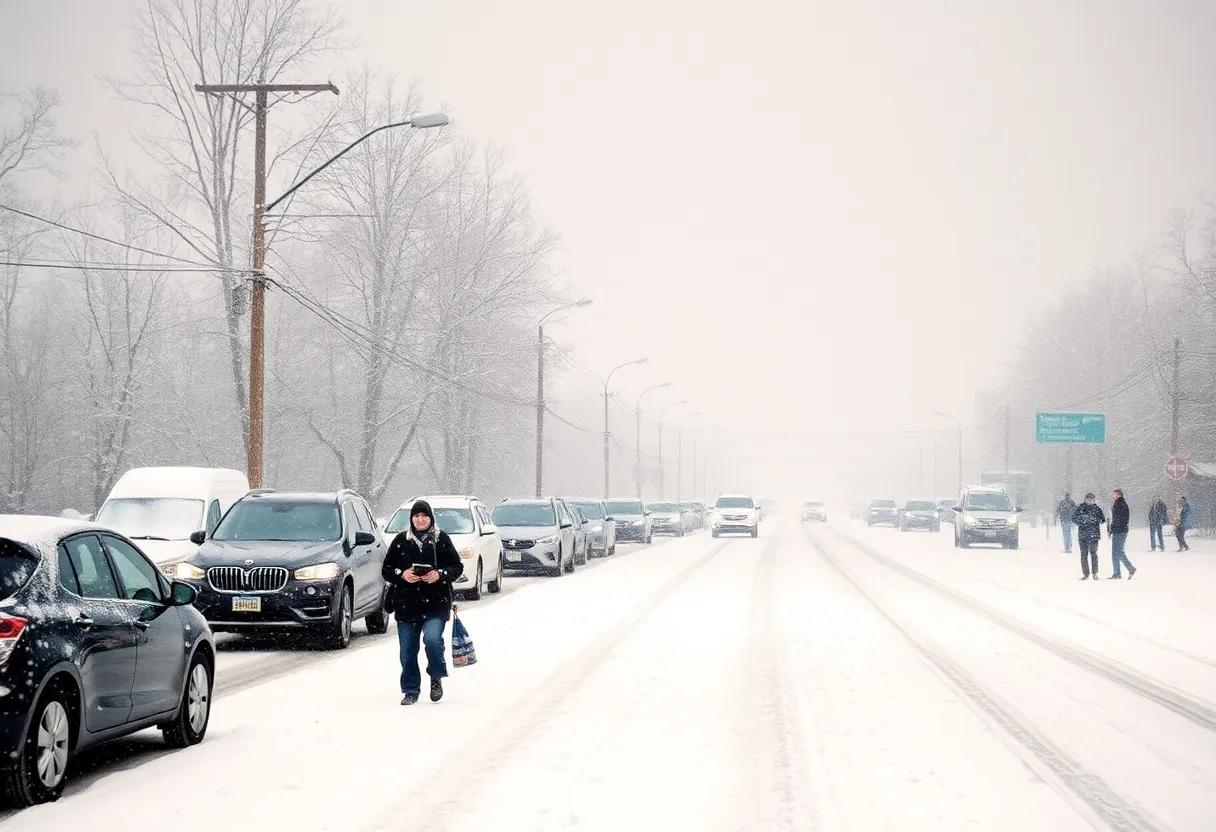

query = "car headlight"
[173,563,205,581]
[457,547,476,560]
[632,520,644,526]
[1007,517,1019,527]
[964,516,977,526]
[294,562,342,581]
[536,534,558,545]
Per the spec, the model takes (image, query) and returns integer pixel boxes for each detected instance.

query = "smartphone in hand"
[411,563,434,575]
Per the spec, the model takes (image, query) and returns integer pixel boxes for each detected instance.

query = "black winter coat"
[1110,497,1130,535]
[382,528,464,622]
[1057,498,1077,522]
[1072,502,1106,542]
[1149,500,1169,526]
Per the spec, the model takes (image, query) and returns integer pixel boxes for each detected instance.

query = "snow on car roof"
[406,495,477,509]
[0,514,95,552]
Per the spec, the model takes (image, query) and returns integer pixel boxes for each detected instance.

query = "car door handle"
[133,619,151,631]
[74,615,93,628]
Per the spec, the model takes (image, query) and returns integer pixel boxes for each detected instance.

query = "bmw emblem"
[244,559,254,566]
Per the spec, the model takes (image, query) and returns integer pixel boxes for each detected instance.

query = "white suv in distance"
[711,494,761,538]
[384,495,504,600]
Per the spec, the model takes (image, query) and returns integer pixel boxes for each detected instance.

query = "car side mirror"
[169,581,197,606]
[190,530,206,545]
[1015,507,1024,513]
[354,531,376,546]
[605,516,615,522]
[952,506,961,512]
[561,521,572,529]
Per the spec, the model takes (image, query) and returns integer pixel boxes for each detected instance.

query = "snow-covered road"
[3,520,1214,831]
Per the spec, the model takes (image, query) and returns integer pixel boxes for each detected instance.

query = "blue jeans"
[1111,532,1134,577]
[1149,523,1164,550]
[1060,520,1074,551]
[397,617,447,695]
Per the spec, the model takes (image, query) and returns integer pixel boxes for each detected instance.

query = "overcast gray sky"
[4,0,1215,495]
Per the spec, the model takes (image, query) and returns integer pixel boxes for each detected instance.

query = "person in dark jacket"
[1107,489,1135,579]
[1057,492,1077,553]
[1072,493,1106,580]
[1176,496,1192,551]
[1148,496,1168,552]
[382,500,463,705]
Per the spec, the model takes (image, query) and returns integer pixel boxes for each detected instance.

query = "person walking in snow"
[1175,496,1192,551]
[1072,492,1105,580]
[1057,492,1077,553]
[383,500,463,705]
[1148,496,1168,552]
[1107,488,1135,579]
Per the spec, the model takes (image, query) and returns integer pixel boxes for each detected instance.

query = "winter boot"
[401,692,419,706]
[1128,567,1136,580]
[430,676,444,702]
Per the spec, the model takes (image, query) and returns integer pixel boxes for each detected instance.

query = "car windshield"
[965,492,1015,511]
[572,502,605,520]
[95,497,204,541]
[604,500,644,515]
[0,539,39,602]
[212,499,342,542]
[871,500,896,508]
[938,500,958,507]
[384,506,476,535]
[716,497,754,509]
[906,501,936,511]
[492,504,556,527]
[647,502,681,512]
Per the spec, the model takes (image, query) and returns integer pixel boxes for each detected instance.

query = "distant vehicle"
[645,501,691,536]
[712,494,760,538]
[0,515,214,806]
[604,498,652,544]
[568,503,591,566]
[688,502,708,529]
[802,501,827,522]
[177,489,391,648]
[492,497,578,576]
[94,466,250,575]
[568,499,617,557]
[385,495,503,600]
[866,499,899,527]
[935,499,958,523]
[899,500,941,532]
[953,486,1020,549]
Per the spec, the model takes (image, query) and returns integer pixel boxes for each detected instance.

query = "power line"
[0,260,238,275]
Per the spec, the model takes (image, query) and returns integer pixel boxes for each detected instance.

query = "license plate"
[232,596,261,612]
[981,530,996,537]
[505,551,522,562]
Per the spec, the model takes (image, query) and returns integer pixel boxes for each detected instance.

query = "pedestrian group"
[1056,490,1193,581]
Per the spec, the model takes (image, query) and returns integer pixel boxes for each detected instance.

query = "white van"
[94,466,250,571]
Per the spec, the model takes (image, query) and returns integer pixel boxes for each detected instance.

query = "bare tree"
[0,87,74,185]
[105,0,344,465]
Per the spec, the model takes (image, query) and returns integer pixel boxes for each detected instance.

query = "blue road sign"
[1035,412,1106,444]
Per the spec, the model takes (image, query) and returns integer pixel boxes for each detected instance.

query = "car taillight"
[0,615,28,666]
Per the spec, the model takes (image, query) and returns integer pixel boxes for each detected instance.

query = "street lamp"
[933,410,964,495]
[603,358,648,498]
[635,382,671,497]
[676,412,701,500]
[535,298,593,497]
[657,400,688,499]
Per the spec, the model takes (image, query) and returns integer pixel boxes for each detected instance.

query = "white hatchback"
[384,495,504,600]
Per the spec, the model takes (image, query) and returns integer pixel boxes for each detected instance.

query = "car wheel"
[750,528,759,538]
[465,560,483,601]
[551,548,564,577]
[487,553,504,593]
[2,685,74,806]
[565,548,576,572]
[576,542,588,566]
[609,543,616,555]
[365,586,390,634]
[959,534,972,550]
[1007,537,1019,550]
[711,529,719,538]
[326,584,354,649]
[162,651,213,748]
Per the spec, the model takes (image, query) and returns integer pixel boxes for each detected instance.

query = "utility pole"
[1171,336,1182,508]
[692,431,698,499]
[194,81,338,489]
[535,323,545,497]
[1003,401,1010,477]
[603,388,610,499]
[635,407,643,498]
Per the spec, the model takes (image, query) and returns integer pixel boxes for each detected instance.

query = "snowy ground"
[2,519,1214,831]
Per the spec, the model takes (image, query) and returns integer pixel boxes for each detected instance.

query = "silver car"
[569,499,618,557]
[492,498,578,576]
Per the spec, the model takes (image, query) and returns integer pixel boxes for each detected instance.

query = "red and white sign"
[1166,456,1188,481]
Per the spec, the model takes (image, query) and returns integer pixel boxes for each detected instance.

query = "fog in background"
[3,0,1215,517]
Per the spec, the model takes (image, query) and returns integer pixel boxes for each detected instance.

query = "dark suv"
[0,515,214,806]
[175,490,390,649]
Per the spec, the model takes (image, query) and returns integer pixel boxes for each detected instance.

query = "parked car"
[603,498,652,544]
[492,497,578,576]
[645,501,691,536]
[384,495,503,600]
[953,486,1021,549]
[94,466,250,576]
[569,503,591,566]
[936,499,959,524]
[174,489,390,648]
[899,500,941,532]
[568,499,617,557]
[802,501,827,522]
[866,499,899,527]
[0,515,215,806]
[711,494,761,538]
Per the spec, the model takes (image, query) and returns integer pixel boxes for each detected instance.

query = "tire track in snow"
[804,527,1167,832]
[362,539,733,832]
[744,535,817,831]
[828,527,1216,736]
